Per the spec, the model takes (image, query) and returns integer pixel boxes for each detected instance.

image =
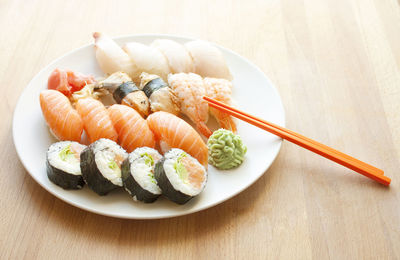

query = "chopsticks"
[203,96,391,186]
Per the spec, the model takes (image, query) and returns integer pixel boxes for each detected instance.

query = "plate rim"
[12,33,285,219]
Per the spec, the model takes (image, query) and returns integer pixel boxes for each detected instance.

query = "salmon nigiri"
[40,90,84,142]
[147,111,208,167]
[76,98,118,143]
[108,104,155,152]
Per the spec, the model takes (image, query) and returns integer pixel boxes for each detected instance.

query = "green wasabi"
[207,129,247,170]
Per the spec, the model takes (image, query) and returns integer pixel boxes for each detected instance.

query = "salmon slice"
[108,104,155,152]
[181,156,206,189]
[39,90,83,142]
[146,111,208,167]
[76,98,118,143]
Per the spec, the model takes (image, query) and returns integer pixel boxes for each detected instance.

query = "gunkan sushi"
[121,147,163,203]
[46,141,86,189]
[80,138,128,195]
[154,149,207,204]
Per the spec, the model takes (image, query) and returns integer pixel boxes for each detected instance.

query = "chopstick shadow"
[23,157,279,249]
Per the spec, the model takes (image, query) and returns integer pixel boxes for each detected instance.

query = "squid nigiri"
[168,73,212,137]
[139,72,180,115]
[185,40,232,80]
[203,77,236,133]
[123,42,170,82]
[147,111,208,167]
[151,39,194,73]
[76,98,118,143]
[108,104,155,152]
[93,32,140,83]
[40,90,83,142]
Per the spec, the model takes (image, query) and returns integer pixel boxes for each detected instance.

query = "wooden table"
[1,0,399,258]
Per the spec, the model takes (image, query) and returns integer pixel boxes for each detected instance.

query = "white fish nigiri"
[185,40,232,80]
[93,32,140,82]
[168,73,211,137]
[123,42,170,82]
[151,39,194,73]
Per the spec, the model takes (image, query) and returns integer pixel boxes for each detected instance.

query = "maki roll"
[46,141,86,189]
[80,138,128,195]
[121,147,163,203]
[139,72,180,115]
[154,149,207,204]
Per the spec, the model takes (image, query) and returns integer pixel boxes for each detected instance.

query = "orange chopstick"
[203,96,391,186]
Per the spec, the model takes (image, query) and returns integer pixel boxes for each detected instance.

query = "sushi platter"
[13,34,285,219]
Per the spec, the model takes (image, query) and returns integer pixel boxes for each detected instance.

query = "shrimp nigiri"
[147,111,208,167]
[93,32,140,83]
[76,98,118,143]
[168,73,212,137]
[151,39,194,73]
[123,42,170,82]
[185,40,232,80]
[203,77,237,133]
[39,90,83,142]
[108,104,155,152]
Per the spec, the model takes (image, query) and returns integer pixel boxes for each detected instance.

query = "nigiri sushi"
[108,104,155,152]
[76,98,118,143]
[139,72,180,115]
[168,73,212,137]
[147,111,208,167]
[96,71,132,93]
[151,39,194,73]
[40,90,83,142]
[185,40,232,80]
[98,72,150,118]
[203,77,237,133]
[123,42,170,81]
[93,32,140,83]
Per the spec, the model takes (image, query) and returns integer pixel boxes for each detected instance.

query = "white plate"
[12,34,285,219]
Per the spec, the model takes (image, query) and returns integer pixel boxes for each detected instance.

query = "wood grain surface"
[1,0,400,259]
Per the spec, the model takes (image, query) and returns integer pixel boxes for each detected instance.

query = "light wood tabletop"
[1,0,400,259]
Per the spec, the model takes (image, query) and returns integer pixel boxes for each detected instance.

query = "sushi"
[203,77,237,133]
[113,81,150,118]
[121,147,163,203]
[168,73,212,137]
[46,141,86,189]
[96,71,132,93]
[139,72,180,115]
[123,42,170,82]
[151,39,194,73]
[93,32,140,82]
[39,90,83,142]
[108,104,156,152]
[96,72,150,118]
[146,111,208,167]
[154,149,207,204]
[80,138,128,195]
[76,98,118,143]
[185,40,232,80]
